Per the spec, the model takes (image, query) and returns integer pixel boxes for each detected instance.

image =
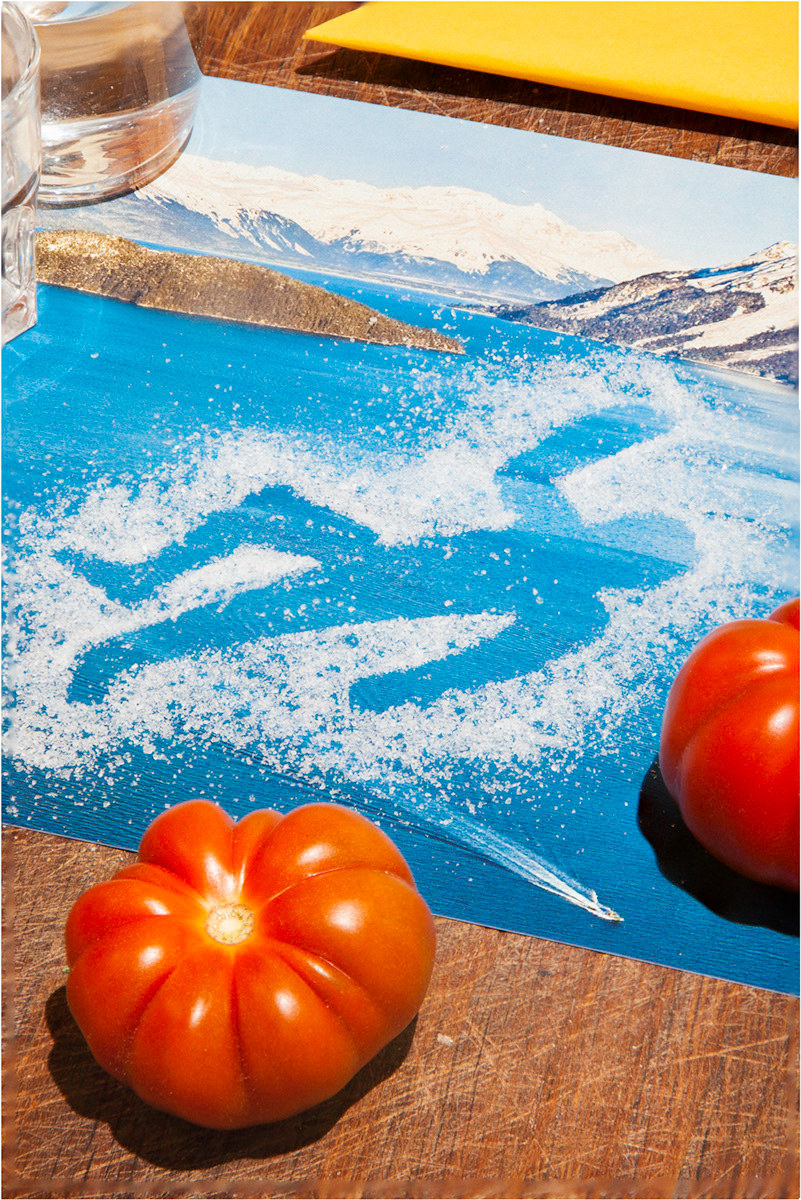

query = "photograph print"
[4,75,799,992]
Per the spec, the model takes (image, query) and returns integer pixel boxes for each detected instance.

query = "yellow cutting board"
[304,2,798,129]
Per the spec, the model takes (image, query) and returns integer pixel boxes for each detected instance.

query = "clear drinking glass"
[2,2,40,345]
[25,1,205,206]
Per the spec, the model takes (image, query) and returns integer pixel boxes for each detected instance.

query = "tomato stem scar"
[205,903,255,945]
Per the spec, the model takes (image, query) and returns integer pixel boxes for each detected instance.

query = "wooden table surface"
[3,5,799,1198]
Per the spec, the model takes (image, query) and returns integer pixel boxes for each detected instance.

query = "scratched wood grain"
[4,823,799,1198]
[4,4,799,1196]
[199,2,798,178]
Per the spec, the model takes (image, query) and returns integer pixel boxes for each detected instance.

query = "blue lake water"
[3,275,799,992]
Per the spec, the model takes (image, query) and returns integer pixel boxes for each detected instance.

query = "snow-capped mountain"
[492,243,799,385]
[40,153,681,303]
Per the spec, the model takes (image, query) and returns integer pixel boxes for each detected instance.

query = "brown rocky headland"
[35,230,464,355]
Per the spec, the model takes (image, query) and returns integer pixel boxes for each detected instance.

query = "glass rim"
[2,3,40,115]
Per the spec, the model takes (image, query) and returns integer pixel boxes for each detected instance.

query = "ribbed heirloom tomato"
[659,598,800,891]
[65,801,436,1129]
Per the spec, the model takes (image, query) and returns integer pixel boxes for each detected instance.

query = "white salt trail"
[417,794,622,921]
[152,545,319,617]
[5,545,319,766]
[7,607,517,770]
[44,356,695,559]
[5,347,797,926]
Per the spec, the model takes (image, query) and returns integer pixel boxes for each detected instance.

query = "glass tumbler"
[2,2,40,345]
[26,1,205,206]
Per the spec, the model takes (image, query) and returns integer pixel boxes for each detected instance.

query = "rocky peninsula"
[35,230,464,355]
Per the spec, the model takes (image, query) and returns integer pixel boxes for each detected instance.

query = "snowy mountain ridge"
[492,241,799,385]
[137,153,682,293]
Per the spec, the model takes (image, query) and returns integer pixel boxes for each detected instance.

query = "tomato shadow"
[45,986,417,1169]
[638,758,799,937]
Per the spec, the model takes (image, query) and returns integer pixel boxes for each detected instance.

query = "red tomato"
[65,801,436,1129]
[659,598,800,891]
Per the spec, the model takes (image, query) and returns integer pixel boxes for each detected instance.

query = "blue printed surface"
[3,79,799,992]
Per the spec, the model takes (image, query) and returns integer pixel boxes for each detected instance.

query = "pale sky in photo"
[189,76,798,270]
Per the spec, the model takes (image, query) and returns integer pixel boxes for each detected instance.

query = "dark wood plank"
[4,4,799,1195]
[4,826,799,1197]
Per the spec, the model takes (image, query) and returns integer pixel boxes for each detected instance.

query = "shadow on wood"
[638,758,799,937]
[295,46,799,150]
[45,985,417,1169]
